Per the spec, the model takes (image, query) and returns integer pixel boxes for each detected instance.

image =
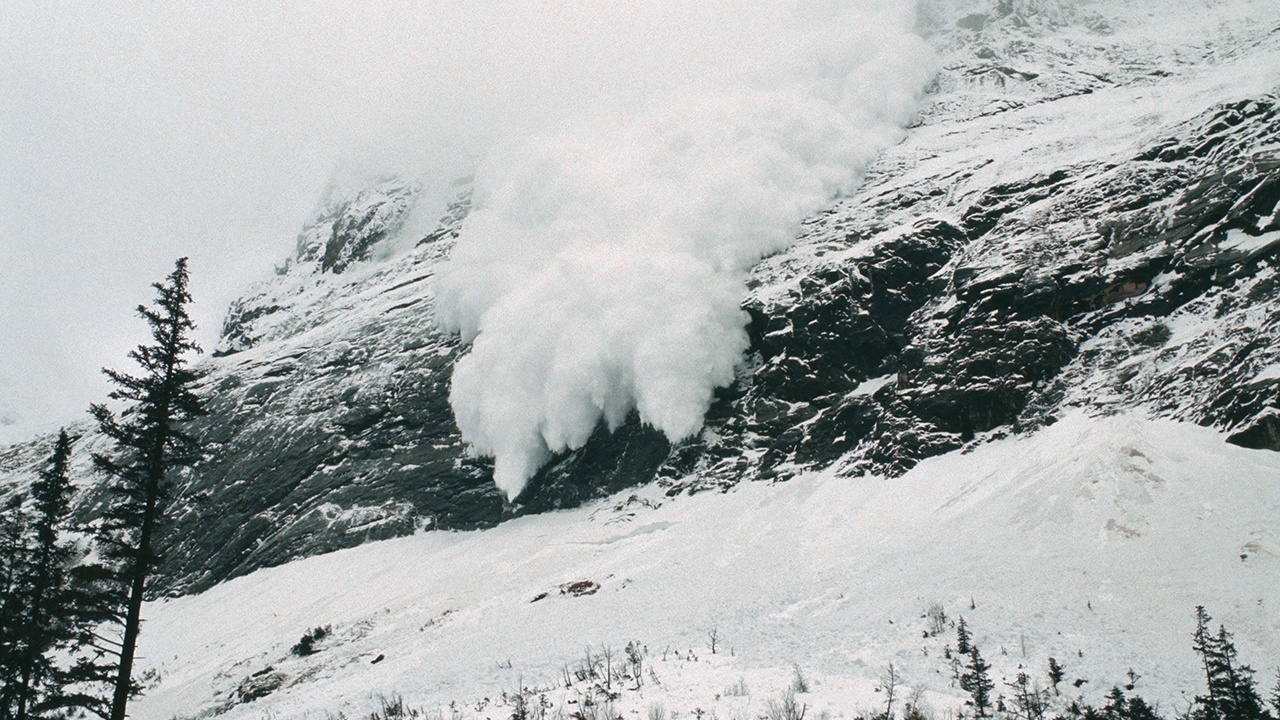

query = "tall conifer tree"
[92,258,205,720]
[0,431,115,720]
[38,431,116,719]
[1191,607,1273,720]
[10,430,76,720]
[961,643,994,717]
[0,495,32,719]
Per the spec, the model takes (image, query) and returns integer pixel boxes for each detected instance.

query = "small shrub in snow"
[880,663,901,720]
[791,664,810,694]
[648,703,667,720]
[369,695,422,719]
[1005,672,1050,720]
[506,687,529,720]
[291,625,333,657]
[724,676,749,697]
[572,697,619,720]
[925,603,948,637]
[901,703,930,720]
[766,689,807,720]
[902,685,931,720]
[1048,658,1066,696]
[626,641,645,686]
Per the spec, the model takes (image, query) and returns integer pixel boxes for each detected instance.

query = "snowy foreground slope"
[131,413,1279,720]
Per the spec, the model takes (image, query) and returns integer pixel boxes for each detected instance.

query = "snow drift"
[435,1,935,499]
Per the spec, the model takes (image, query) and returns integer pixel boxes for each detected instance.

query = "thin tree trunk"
[16,664,32,720]
[17,524,54,720]
[108,469,159,720]
[109,374,172,720]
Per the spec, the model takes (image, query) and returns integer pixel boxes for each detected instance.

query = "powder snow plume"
[436,0,935,500]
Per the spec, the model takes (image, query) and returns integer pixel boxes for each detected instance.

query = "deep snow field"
[130,412,1280,719]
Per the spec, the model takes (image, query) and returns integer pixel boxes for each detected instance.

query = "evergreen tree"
[1190,607,1273,720]
[1049,657,1066,696]
[1,431,115,720]
[961,643,994,718]
[0,495,32,719]
[1212,624,1271,720]
[10,431,77,720]
[957,617,972,656]
[1194,606,1225,720]
[1100,686,1163,720]
[50,559,121,720]
[92,258,205,720]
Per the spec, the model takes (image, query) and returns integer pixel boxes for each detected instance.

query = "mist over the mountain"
[2,0,930,443]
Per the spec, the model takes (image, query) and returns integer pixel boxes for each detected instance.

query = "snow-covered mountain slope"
[128,412,1280,720]
[1,1,1278,717]
[1,0,1278,598]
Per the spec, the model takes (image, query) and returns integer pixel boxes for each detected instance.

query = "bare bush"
[925,603,948,637]
[766,689,807,720]
[724,676,749,697]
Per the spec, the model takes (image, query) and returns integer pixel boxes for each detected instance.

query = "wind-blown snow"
[436,2,934,499]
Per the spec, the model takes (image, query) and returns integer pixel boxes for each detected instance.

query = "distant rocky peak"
[926,0,1098,35]
[416,188,472,250]
[292,178,421,275]
[215,178,433,356]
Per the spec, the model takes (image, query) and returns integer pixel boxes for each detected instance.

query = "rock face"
[2,0,1278,595]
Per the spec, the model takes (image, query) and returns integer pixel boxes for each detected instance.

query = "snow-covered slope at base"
[131,413,1280,720]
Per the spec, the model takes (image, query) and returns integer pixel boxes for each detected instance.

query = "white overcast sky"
[1,2,433,437]
[0,0,660,437]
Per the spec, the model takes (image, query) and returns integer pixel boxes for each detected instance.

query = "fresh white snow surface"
[131,413,1280,720]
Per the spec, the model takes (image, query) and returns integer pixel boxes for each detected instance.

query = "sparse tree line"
[329,606,1280,720]
[1,259,205,720]
[944,608,1278,720]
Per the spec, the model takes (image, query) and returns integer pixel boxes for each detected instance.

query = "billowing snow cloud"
[436,1,935,499]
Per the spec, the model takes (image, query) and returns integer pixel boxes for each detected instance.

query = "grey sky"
[0,1,491,437]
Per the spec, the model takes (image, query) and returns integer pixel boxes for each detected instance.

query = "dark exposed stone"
[898,317,1076,438]
[1227,413,1280,452]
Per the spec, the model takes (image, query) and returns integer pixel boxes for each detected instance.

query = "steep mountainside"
[1,0,1278,596]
